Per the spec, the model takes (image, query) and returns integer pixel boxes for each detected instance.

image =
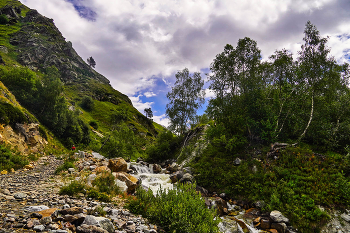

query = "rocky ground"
[0,155,159,233]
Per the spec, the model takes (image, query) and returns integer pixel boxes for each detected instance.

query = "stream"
[116,161,259,233]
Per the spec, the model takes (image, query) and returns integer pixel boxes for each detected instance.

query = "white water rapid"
[128,162,173,194]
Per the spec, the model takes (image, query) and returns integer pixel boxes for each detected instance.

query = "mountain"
[0,0,162,158]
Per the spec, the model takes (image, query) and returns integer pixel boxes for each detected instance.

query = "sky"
[21,0,350,127]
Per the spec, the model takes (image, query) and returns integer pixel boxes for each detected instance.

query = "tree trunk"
[299,94,314,141]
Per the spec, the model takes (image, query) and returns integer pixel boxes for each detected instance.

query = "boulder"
[167,162,179,172]
[36,208,58,218]
[77,224,108,233]
[108,158,127,172]
[215,197,228,216]
[114,172,139,193]
[95,166,110,174]
[152,164,162,173]
[179,173,194,184]
[271,222,287,233]
[260,218,271,229]
[59,207,83,215]
[270,210,289,223]
[234,158,241,165]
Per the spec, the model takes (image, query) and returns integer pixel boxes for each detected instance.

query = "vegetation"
[126,183,220,233]
[0,143,28,171]
[166,68,205,135]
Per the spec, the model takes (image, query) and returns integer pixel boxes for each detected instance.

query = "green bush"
[146,130,181,162]
[0,144,28,171]
[55,157,76,174]
[92,171,120,196]
[59,180,86,196]
[0,102,27,128]
[89,120,98,129]
[0,15,9,25]
[126,183,220,233]
[80,96,94,111]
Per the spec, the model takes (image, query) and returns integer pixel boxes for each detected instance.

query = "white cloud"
[21,0,350,113]
[153,114,170,128]
[129,95,153,113]
[144,91,156,98]
[205,88,215,99]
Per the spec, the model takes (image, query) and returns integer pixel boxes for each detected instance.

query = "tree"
[166,68,205,135]
[87,56,96,68]
[144,108,153,119]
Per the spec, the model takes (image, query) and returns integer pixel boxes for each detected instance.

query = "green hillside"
[0,0,162,159]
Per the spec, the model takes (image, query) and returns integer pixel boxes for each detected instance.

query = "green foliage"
[0,143,28,171]
[126,183,220,233]
[0,15,9,25]
[92,171,120,196]
[166,68,205,135]
[100,123,141,159]
[81,96,94,111]
[0,102,27,128]
[89,120,98,129]
[146,130,181,162]
[54,160,75,175]
[59,180,86,196]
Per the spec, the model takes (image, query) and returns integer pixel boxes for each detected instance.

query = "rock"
[24,164,34,170]
[152,164,162,173]
[167,162,179,172]
[0,45,8,54]
[37,208,58,218]
[179,173,194,184]
[33,225,45,232]
[114,219,126,228]
[95,217,115,233]
[77,224,108,233]
[270,210,289,223]
[40,216,52,225]
[68,168,75,173]
[115,172,139,193]
[252,165,258,173]
[341,213,350,222]
[59,207,84,215]
[215,197,228,216]
[254,200,266,209]
[27,206,50,212]
[82,215,99,226]
[1,170,8,175]
[31,212,43,219]
[87,174,97,186]
[182,167,193,174]
[271,222,287,233]
[260,218,271,229]
[196,185,208,196]
[234,158,241,165]
[95,166,109,174]
[14,192,27,199]
[108,158,127,172]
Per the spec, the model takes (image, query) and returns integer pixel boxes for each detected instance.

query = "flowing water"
[123,162,259,233]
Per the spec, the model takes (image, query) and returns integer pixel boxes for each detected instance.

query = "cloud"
[21,0,350,116]
[153,114,170,128]
[129,95,153,113]
[144,91,156,98]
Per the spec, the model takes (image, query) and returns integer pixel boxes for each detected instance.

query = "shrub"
[0,15,9,25]
[126,183,220,233]
[59,180,86,196]
[81,96,94,111]
[55,158,75,174]
[89,120,98,129]
[0,144,28,171]
[146,130,181,162]
[92,171,120,196]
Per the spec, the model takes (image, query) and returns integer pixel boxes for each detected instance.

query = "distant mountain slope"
[0,0,162,155]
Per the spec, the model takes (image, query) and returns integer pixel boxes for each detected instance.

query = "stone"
[14,192,27,199]
[33,224,45,232]
[68,168,75,173]
[215,197,228,216]
[179,173,194,183]
[0,45,8,54]
[270,210,289,223]
[114,219,126,228]
[271,222,287,233]
[60,207,83,215]
[234,158,241,165]
[24,164,34,170]
[31,212,43,219]
[341,213,350,222]
[82,215,99,226]
[77,224,108,233]
[167,162,179,172]
[108,158,127,173]
[40,216,52,225]
[27,205,50,212]
[115,172,139,193]
[37,208,58,218]
[95,166,109,174]
[1,170,8,175]
[260,218,271,229]
[152,164,162,173]
[95,217,115,233]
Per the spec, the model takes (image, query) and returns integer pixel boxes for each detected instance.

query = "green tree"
[87,56,96,68]
[144,107,153,119]
[81,96,94,111]
[166,68,205,135]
